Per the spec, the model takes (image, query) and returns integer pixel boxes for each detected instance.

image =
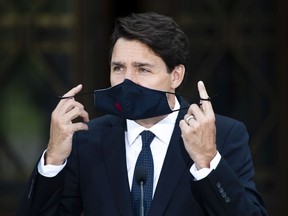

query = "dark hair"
[110,12,190,73]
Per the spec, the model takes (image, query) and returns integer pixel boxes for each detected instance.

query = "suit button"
[219,187,224,193]
[221,192,226,198]
[225,197,230,203]
[216,182,221,188]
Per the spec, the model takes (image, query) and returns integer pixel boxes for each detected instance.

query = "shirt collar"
[126,97,180,146]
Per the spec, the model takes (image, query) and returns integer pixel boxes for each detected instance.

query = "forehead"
[111,38,162,63]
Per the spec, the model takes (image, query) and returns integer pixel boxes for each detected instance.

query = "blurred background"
[0,0,287,215]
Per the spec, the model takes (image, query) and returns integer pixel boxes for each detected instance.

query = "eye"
[112,65,125,73]
[139,67,150,73]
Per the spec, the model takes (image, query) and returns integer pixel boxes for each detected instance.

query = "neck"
[135,115,168,128]
[135,95,176,128]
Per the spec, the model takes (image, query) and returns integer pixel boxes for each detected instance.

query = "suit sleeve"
[15,164,66,215]
[190,120,269,216]
[15,135,83,216]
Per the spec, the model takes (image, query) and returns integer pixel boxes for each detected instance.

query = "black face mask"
[94,79,179,120]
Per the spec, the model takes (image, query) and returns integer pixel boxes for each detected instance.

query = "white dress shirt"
[125,100,179,195]
[38,97,221,192]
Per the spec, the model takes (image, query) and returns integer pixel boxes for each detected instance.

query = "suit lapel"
[149,100,192,215]
[101,97,191,216]
[101,118,134,216]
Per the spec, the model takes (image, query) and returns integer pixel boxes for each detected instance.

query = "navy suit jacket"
[17,98,268,215]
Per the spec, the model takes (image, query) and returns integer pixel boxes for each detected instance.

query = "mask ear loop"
[57,85,117,99]
[57,89,216,102]
[164,91,215,102]
[164,91,217,113]
[58,91,94,100]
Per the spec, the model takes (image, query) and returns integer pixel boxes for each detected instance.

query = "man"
[17,12,268,215]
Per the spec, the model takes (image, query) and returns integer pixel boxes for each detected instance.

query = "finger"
[70,122,89,132]
[186,104,206,122]
[56,99,84,117]
[62,84,83,98]
[198,81,209,101]
[66,108,89,123]
[57,84,83,107]
[197,81,213,114]
[80,110,89,123]
[65,100,85,114]
[184,114,194,125]
[63,102,89,122]
[179,119,195,139]
[179,119,189,131]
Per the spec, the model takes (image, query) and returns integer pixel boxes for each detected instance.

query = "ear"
[170,64,185,89]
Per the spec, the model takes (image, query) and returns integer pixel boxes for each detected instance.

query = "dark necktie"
[131,130,155,216]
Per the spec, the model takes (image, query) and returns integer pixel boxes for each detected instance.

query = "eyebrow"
[110,61,123,67]
[110,61,154,68]
[132,62,154,68]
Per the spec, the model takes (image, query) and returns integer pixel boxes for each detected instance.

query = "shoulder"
[214,114,249,153]
[215,114,247,134]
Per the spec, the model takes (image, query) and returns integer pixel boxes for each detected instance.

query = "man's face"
[110,38,177,93]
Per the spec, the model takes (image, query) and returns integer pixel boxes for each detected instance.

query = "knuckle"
[208,115,215,124]
[193,122,201,130]
[75,101,84,109]
[190,103,198,109]
[76,103,85,112]
[79,103,85,110]
[74,106,83,115]
[74,106,80,113]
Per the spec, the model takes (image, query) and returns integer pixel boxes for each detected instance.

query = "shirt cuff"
[190,151,221,181]
[37,149,67,177]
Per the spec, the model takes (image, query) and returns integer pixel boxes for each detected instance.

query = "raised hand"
[179,81,217,169]
[45,84,89,165]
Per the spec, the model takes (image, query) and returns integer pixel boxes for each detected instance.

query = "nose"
[124,70,137,83]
